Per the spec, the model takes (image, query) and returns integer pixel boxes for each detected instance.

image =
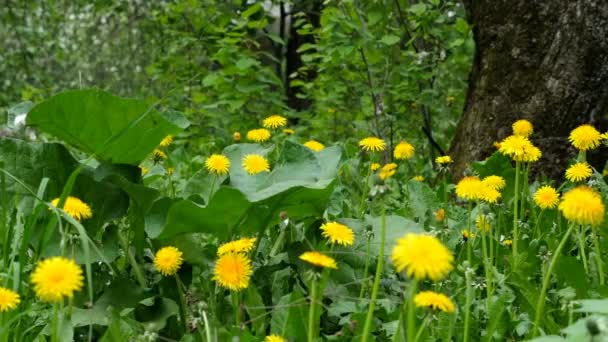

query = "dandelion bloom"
[512,119,533,137]
[435,209,445,222]
[479,185,501,204]
[304,140,325,152]
[204,154,231,175]
[379,163,398,180]
[558,186,605,226]
[217,237,257,256]
[299,251,338,269]
[320,222,354,246]
[498,135,541,162]
[153,149,167,161]
[435,155,453,165]
[455,176,483,201]
[246,128,272,143]
[370,163,381,171]
[166,167,175,175]
[503,239,513,247]
[413,175,425,182]
[565,162,592,182]
[461,230,475,241]
[159,135,173,147]
[482,175,506,190]
[414,291,455,313]
[569,124,602,151]
[242,154,270,175]
[154,246,183,276]
[475,215,490,232]
[263,115,287,129]
[394,141,415,160]
[534,185,560,209]
[283,128,295,135]
[50,196,92,221]
[233,132,241,142]
[391,233,453,281]
[139,165,149,176]
[0,288,20,312]
[31,257,83,302]
[359,137,386,152]
[265,335,287,342]
[213,253,253,291]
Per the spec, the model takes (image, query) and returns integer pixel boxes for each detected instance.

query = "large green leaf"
[27,89,189,165]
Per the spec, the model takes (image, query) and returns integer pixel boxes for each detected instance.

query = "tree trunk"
[450,0,608,178]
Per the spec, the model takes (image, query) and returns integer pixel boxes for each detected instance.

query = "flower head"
[320,222,354,246]
[455,176,483,201]
[370,163,381,171]
[304,140,325,152]
[265,335,286,342]
[247,128,272,143]
[565,162,592,182]
[263,115,287,129]
[569,124,602,151]
[154,246,183,276]
[159,135,173,147]
[391,233,454,281]
[31,257,83,302]
[359,137,386,152]
[0,288,20,312]
[498,135,541,162]
[503,239,513,247]
[379,163,398,180]
[482,175,506,190]
[413,175,425,182]
[479,185,501,204]
[414,291,455,313]
[233,132,241,142]
[394,141,415,160]
[283,129,295,135]
[50,196,92,221]
[205,154,231,175]
[217,237,257,256]
[213,253,253,291]
[139,165,149,176]
[461,230,475,241]
[435,209,445,222]
[299,251,338,269]
[242,154,270,175]
[512,119,533,137]
[534,185,560,209]
[475,215,490,232]
[153,149,167,161]
[558,186,605,226]
[435,155,453,165]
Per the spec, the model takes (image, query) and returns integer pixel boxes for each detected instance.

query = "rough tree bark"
[450,0,608,178]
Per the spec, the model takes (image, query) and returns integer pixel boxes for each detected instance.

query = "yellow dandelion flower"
[391,233,454,281]
[435,155,453,165]
[370,163,381,171]
[246,128,272,143]
[31,257,83,302]
[304,140,325,152]
[559,186,605,226]
[479,185,501,204]
[242,154,270,175]
[233,132,241,142]
[565,162,593,182]
[217,237,257,256]
[205,154,231,175]
[153,149,167,163]
[50,196,92,221]
[154,246,183,276]
[139,165,149,176]
[413,175,425,182]
[394,141,415,160]
[498,135,541,162]
[379,163,398,180]
[461,229,475,241]
[359,137,386,152]
[534,185,560,209]
[435,208,445,222]
[265,335,286,342]
[475,215,491,232]
[299,251,338,269]
[283,129,295,135]
[482,175,506,190]
[0,288,20,312]
[455,176,483,201]
[159,135,173,147]
[414,291,455,313]
[446,96,455,105]
[263,115,287,129]
[569,124,602,151]
[512,119,534,137]
[213,253,253,291]
[320,222,354,246]
[503,239,513,247]
[166,167,175,175]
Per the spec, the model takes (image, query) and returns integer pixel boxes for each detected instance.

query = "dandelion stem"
[361,201,386,341]
[512,161,520,261]
[392,310,403,342]
[533,209,545,240]
[592,229,604,286]
[231,291,241,329]
[579,225,589,274]
[359,237,372,299]
[51,303,59,342]
[406,279,419,342]
[176,275,188,333]
[481,231,493,309]
[463,266,473,342]
[358,159,373,218]
[208,175,218,203]
[307,278,318,342]
[414,313,431,342]
[533,223,575,337]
